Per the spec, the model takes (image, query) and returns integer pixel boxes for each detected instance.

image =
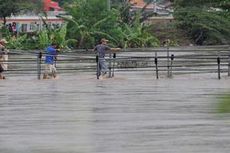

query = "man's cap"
[101,38,109,43]
[0,39,8,44]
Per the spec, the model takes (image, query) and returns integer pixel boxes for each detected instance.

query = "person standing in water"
[43,43,59,79]
[93,38,120,78]
[0,39,9,79]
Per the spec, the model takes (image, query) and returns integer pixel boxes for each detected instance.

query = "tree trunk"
[195,30,204,45]
[3,17,7,25]
[78,35,84,48]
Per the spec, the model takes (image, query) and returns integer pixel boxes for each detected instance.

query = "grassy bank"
[217,94,230,113]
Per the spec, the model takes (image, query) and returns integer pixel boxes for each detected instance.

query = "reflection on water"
[0,73,230,153]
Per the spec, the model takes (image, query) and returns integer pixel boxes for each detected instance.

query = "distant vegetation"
[1,0,230,50]
[174,0,230,45]
[1,0,160,50]
[62,0,159,49]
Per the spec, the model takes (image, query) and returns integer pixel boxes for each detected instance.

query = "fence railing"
[3,46,230,80]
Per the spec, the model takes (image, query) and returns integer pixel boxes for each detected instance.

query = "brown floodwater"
[0,71,230,153]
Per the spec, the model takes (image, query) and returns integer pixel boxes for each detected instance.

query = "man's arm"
[50,47,57,55]
[111,48,121,51]
[104,45,121,52]
[93,46,97,52]
[106,47,121,53]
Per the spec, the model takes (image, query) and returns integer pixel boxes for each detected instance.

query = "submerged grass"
[217,94,230,113]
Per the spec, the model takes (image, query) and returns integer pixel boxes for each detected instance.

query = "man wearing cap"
[94,38,120,78]
[0,39,9,79]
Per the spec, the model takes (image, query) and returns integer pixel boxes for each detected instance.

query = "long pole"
[37,52,42,80]
[96,55,99,79]
[107,0,111,11]
[107,0,111,77]
[153,0,157,13]
[164,39,170,78]
[217,56,221,80]
[155,52,159,79]
[228,55,230,77]
[112,53,116,77]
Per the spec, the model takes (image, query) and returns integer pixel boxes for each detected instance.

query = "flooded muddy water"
[0,72,230,153]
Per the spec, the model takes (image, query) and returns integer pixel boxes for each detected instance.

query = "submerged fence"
[4,46,230,80]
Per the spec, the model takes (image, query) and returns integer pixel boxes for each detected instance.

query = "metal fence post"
[155,52,159,79]
[167,46,170,78]
[37,52,42,80]
[228,55,230,77]
[217,56,221,80]
[96,55,99,79]
[170,54,174,78]
[109,53,112,78]
[112,53,116,77]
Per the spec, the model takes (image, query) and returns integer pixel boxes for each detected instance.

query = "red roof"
[129,0,155,9]
[43,0,62,11]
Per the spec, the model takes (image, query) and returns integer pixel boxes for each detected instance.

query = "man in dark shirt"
[94,38,120,78]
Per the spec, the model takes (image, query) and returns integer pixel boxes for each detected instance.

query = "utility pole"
[107,0,111,11]
[153,0,157,13]
[107,0,111,77]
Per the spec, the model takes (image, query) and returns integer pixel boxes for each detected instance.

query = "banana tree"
[60,15,116,48]
[38,12,75,49]
[120,22,159,48]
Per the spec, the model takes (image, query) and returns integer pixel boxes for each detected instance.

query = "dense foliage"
[58,0,74,6]
[5,22,69,50]
[1,0,160,49]
[174,0,230,45]
[62,0,159,49]
[0,0,38,25]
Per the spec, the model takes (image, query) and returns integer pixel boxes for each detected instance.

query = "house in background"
[129,0,174,24]
[0,0,65,33]
[129,0,173,16]
[43,0,63,11]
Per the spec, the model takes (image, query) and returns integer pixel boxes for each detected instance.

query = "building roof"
[43,0,62,11]
[129,0,173,16]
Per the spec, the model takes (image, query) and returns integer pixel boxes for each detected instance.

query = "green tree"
[62,0,159,48]
[62,0,112,48]
[58,0,74,6]
[0,0,37,25]
[174,0,230,45]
